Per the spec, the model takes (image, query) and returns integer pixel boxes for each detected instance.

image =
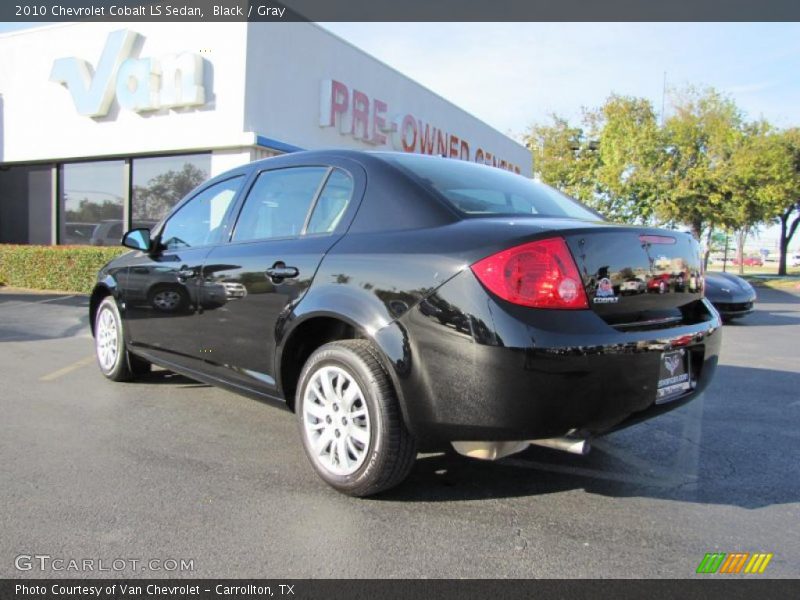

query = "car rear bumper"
[390,271,722,446]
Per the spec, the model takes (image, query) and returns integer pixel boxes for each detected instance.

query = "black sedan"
[90,150,721,496]
[704,271,757,322]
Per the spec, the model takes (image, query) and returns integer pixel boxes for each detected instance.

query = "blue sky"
[4,21,799,249]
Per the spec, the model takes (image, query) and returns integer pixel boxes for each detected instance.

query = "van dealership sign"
[319,79,522,173]
[49,29,206,118]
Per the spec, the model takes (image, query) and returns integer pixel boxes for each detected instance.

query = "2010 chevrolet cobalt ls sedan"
[91,150,721,496]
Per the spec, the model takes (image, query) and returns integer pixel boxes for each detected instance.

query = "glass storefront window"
[131,154,211,227]
[60,161,125,246]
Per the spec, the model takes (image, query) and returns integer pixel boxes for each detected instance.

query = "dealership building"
[0,22,530,246]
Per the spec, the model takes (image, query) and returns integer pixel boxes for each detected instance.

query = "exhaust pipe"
[451,440,530,460]
[451,435,591,460]
[529,436,590,455]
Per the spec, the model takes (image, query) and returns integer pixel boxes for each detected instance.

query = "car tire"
[296,340,417,497]
[94,296,142,382]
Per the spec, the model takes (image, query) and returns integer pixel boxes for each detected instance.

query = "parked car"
[731,256,763,267]
[619,277,646,295]
[704,272,757,322]
[647,272,672,294]
[63,222,98,245]
[90,150,721,496]
[789,254,800,268]
[90,220,125,246]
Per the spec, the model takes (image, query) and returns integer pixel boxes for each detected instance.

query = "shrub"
[0,244,128,294]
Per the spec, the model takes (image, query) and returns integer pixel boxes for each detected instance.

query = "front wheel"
[296,340,416,497]
[95,296,150,381]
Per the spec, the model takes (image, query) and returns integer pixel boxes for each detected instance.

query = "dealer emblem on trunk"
[664,353,682,376]
[593,277,619,304]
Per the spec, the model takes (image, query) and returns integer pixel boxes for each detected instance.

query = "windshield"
[380,153,601,221]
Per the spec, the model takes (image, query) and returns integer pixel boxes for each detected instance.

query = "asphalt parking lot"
[1,287,799,578]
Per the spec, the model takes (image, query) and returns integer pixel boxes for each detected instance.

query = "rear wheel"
[95,296,149,381]
[296,340,416,497]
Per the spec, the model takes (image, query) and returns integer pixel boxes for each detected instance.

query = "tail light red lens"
[471,237,589,309]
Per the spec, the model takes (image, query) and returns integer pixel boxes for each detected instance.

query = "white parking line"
[33,295,76,304]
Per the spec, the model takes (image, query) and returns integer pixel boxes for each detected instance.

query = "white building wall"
[210,148,256,177]
[243,23,531,174]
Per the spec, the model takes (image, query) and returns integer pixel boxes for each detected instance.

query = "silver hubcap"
[153,290,181,310]
[96,307,119,372]
[302,365,371,476]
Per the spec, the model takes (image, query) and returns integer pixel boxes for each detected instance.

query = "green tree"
[770,128,800,275]
[720,122,774,273]
[132,163,208,222]
[525,114,600,205]
[524,85,799,266]
[657,87,742,240]
[592,95,664,224]
[527,95,685,225]
[65,198,121,223]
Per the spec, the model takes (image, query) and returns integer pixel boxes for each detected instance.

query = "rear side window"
[306,169,354,234]
[233,167,328,242]
[161,176,243,250]
[381,153,600,221]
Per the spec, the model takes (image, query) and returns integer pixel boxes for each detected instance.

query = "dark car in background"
[90,150,721,496]
[704,271,757,322]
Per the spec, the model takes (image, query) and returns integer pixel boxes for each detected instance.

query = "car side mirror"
[122,228,151,252]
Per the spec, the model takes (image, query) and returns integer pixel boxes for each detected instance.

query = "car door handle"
[266,263,299,282]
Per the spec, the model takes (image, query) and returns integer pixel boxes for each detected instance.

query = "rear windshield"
[381,153,601,221]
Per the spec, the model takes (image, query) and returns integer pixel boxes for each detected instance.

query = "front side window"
[160,176,243,250]
[232,167,328,242]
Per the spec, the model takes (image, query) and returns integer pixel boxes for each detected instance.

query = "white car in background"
[789,254,800,268]
[619,277,646,295]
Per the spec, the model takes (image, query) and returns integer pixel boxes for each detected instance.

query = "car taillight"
[470,237,589,309]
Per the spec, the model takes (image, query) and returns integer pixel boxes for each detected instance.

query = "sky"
[3,21,799,249]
